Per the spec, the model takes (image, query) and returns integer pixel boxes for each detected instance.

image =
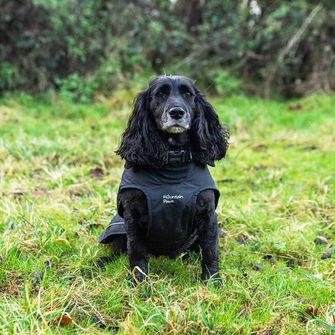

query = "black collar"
[167,150,192,164]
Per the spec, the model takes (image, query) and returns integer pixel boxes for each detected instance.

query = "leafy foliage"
[0,0,334,98]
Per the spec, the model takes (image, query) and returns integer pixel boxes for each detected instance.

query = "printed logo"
[162,194,184,204]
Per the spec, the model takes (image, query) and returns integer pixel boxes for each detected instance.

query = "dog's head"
[116,75,229,168]
[149,75,196,134]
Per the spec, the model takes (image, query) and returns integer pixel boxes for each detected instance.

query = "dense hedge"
[1,0,334,99]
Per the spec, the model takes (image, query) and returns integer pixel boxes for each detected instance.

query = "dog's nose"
[168,107,185,120]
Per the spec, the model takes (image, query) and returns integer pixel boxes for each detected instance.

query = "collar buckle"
[167,150,192,164]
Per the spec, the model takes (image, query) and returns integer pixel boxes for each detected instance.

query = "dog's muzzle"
[168,107,185,120]
[163,107,190,133]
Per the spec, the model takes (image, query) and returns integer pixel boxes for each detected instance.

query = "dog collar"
[167,150,192,164]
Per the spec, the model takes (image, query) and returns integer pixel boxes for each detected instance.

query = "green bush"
[0,0,334,98]
[56,74,97,104]
[0,63,22,91]
[214,70,241,96]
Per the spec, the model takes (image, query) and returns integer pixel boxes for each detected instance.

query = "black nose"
[168,107,185,120]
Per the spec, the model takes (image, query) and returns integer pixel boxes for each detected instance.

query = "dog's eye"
[183,92,192,98]
[156,92,167,98]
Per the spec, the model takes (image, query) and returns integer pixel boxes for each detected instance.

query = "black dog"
[100,75,229,282]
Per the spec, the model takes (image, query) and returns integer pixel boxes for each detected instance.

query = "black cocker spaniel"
[100,75,229,283]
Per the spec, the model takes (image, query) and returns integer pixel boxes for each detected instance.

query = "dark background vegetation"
[1,0,334,101]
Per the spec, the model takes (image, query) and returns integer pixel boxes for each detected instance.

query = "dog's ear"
[116,89,167,168]
[191,90,229,166]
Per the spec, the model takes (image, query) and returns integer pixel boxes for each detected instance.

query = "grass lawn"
[0,92,334,334]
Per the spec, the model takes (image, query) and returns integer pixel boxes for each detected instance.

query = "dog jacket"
[99,156,219,255]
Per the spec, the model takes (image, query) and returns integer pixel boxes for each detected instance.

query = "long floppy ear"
[191,90,229,166]
[115,89,167,168]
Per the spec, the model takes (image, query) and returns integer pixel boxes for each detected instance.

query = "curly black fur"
[114,75,229,283]
[116,89,169,168]
[116,76,229,168]
[191,89,229,166]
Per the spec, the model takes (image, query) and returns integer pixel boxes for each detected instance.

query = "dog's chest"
[118,163,218,251]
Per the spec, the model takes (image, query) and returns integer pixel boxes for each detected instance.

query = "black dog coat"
[99,161,219,255]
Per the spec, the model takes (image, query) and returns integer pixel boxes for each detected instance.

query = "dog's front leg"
[199,219,220,281]
[126,218,148,283]
[195,190,220,281]
[121,190,149,283]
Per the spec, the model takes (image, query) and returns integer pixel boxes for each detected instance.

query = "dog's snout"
[168,107,185,120]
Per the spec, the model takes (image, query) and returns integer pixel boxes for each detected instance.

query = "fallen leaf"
[89,167,104,179]
[306,306,318,318]
[59,313,73,326]
[300,306,319,323]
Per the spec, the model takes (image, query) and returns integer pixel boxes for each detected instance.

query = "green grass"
[0,92,334,334]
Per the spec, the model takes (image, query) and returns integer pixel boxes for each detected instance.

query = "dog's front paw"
[201,270,223,287]
[128,266,148,286]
